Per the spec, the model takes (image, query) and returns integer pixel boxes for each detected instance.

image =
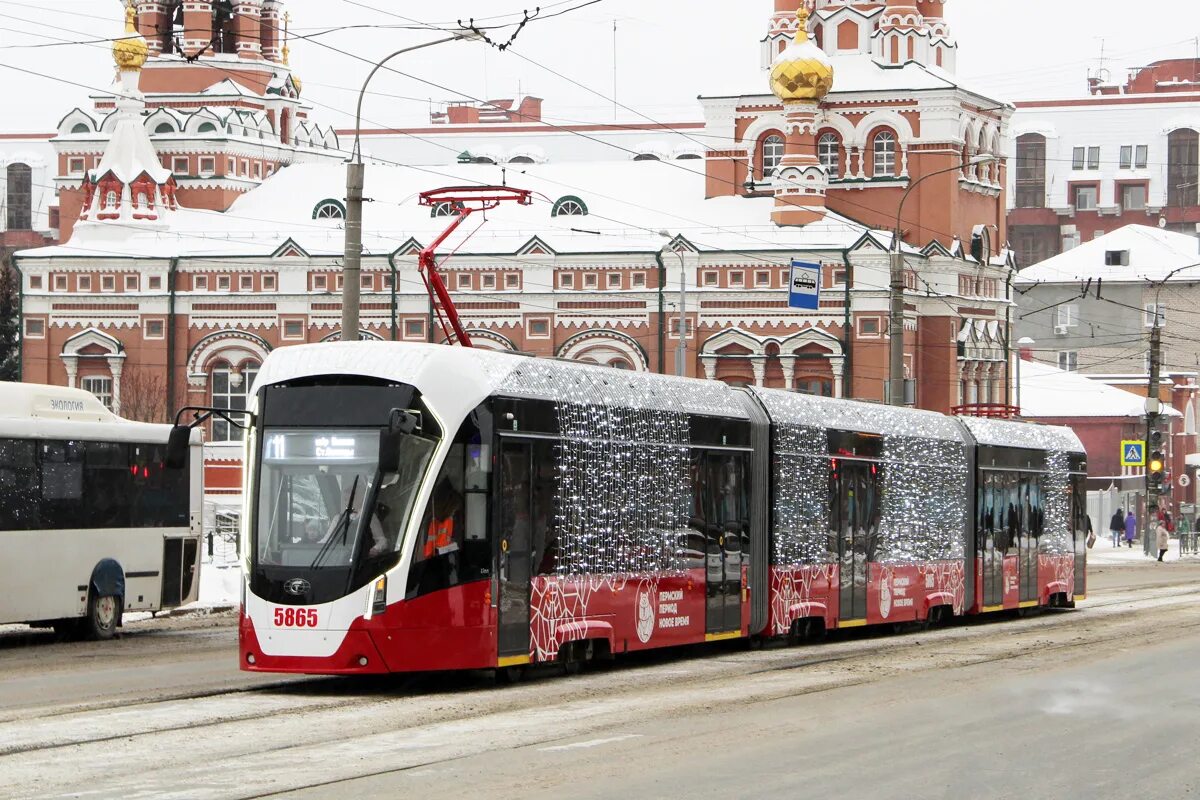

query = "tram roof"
[957,416,1085,455]
[252,342,751,422]
[751,386,969,444]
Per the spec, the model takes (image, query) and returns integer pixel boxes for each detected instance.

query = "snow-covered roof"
[1016,358,1181,419]
[1016,225,1200,285]
[959,413,1084,453]
[18,159,900,260]
[753,386,967,443]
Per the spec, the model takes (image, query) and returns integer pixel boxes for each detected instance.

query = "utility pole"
[1145,320,1163,556]
[888,245,906,406]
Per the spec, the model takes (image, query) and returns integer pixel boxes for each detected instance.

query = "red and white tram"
[211,342,1086,675]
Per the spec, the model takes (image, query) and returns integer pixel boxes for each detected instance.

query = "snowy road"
[0,563,1197,799]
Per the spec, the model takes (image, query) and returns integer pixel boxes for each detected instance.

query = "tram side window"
[1004,474,1020,556]
[532,440,559,575]
[0,439,39,530]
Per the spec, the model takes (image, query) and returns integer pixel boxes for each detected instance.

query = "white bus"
[0,382,203,639]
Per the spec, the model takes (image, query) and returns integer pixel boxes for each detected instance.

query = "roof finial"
[796,4,810,43]
[282,10,291,65]
[113,0,149,73]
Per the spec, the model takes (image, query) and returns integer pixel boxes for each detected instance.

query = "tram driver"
[297,480,388,557]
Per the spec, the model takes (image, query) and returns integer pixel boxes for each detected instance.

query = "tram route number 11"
[274,607,318,627]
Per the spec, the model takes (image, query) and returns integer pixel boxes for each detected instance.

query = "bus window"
[0,439,39,530]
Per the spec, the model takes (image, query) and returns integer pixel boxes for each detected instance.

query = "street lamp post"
[889,153,997,406]
[658,231,687,376]
[341,33,476,340]
[1015,336,1034,413]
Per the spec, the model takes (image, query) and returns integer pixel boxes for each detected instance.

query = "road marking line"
[539,734,643,753]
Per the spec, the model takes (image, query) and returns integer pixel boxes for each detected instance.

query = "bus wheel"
[83,592,121,640]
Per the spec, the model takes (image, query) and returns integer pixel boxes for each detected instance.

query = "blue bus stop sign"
[788,260,821,310]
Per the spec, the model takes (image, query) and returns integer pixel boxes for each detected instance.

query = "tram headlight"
[371,576,388,616]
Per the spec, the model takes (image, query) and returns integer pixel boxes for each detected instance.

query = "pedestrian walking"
[1156,517,1170,562]
[1125,510,1137,547]
[1109,508,1125,548]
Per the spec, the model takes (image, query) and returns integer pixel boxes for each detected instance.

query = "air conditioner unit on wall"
[1054,324,1069,335]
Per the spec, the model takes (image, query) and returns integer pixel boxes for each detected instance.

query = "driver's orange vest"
[424,518,453,557]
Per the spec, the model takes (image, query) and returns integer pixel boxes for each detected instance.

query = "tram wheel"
[82,592,121,641]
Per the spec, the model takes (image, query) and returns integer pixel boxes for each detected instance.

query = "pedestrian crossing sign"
[1121,440,1146,467]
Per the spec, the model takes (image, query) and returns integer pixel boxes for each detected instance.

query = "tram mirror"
[165,426,191,470]
[379,409,419,471]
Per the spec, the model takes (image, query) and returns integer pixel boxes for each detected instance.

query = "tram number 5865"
[274,607,318,627]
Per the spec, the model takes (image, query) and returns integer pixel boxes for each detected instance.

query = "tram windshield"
[255,428,435,570]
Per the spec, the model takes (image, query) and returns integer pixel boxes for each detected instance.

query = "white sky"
[3,0,1200,132]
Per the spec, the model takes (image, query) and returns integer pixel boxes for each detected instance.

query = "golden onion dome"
[112,2,149,72]
[769,6,834,102]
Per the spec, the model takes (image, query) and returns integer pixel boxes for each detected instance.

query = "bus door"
[701,452,747,635]
[981,472,1003,607]
[497,440,533,662]
[835,461,870,623]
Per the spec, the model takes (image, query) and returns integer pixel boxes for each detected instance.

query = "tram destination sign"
[1121,440,1146,467]
[788,260,822,310]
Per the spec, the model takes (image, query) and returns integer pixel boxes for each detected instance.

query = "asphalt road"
[0,562,1196,799]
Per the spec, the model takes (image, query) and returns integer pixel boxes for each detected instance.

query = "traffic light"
[1148,429,1166,489]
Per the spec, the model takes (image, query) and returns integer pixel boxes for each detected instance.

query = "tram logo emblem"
[879,572,893,620]
[635,585,656,643]
[284,578,311,596]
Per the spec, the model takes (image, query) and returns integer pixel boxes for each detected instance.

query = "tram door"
[833,461,872,623]
[497,441,533,661]
[980,472,1004,607]
[1018,475,1041,603]
[699,452,747,635]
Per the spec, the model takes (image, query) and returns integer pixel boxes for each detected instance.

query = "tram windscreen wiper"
[310,476,360,569]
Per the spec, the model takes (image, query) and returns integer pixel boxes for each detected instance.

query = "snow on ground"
[1087,536,1200,565]
[193,561,240,609]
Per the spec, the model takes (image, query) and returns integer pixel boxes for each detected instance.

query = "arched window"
[1168,128,1199,208]
[154,123,175,135]
[431,201,463,218]
[551,196,588,217]
[676,153,702,161]
[474,156,496,164]
[509,155,535,164]
[312,199,346,219]
[197,122,218,134]
[71,122,90,134]
[817,133,840,176]
[5,163,32,230]
[761,134,785,178]
[873,130,897,177]
[609,358,633,370]
[633,153,661,162]
[977,129,990,181]
[1015,133,1046,208]
[105,190,118,207]
[210,360,259,443]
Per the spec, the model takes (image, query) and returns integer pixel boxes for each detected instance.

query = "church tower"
[768,5,835,226]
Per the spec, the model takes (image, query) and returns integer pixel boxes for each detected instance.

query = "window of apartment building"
[1072,146,1101,171]
[1072,184,1098,211]
[381,274,392,290]
[124,274,139,291]
[239,275,253,291]
[559,273,574,289]
[24,318,45,338]
[668,316,695,339]
[755,270,771,287]
[859,317,881,336]
[361,273,373,291]
[607,273,622,289]
[281,319,306,340]
[1057,351,1078,372]
[253,162,262,180]
[1120,144,1149,170]
[217,275,231,291]
[199,156,216,177]
[194,275,208,291]
[480,273,496,290]
[53,274,67,291]
[100,275,115,292]
[832,269,847,286]
[172,156,189,175]
[1168,128,1199,207]
[312,274,327,291]
[1056,304,1078,328]
[67,157,86,176]
[456,273,472,290]
[403,319,425,339]
[702,271,718,287]
[144,319,165,339]
[631,272,646,288]
[28,275,42,290]
[227,158,235,174]
[583,273,598,289]
[1121,183,1147,211]
[1015,133,1047,208]
[336,275,344,290]
[527,318,551,338]
[240,159,249,177]
[779,268,789,286]
[505,273,520,289]
[262,274,276,291]
[1145,302,1166,328]
[729,270,745,287]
